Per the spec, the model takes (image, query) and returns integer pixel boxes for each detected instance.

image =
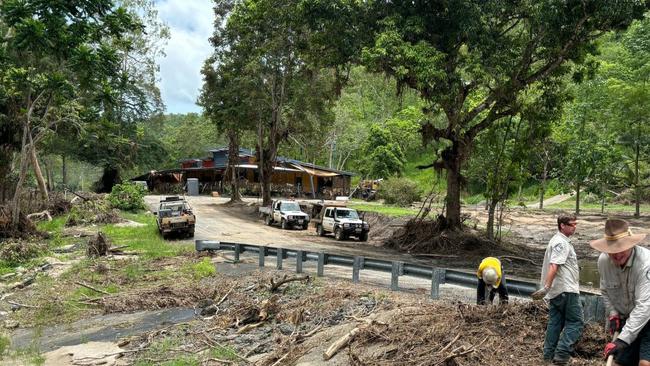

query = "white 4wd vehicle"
[259,200,309,230]
[316,207,369,241]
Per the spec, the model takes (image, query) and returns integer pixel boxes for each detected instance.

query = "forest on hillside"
[1,1,649,235]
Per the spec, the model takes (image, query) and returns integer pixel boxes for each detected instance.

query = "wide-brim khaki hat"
[590,219,647,254]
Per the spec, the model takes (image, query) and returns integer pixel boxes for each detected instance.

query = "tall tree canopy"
[305,0,648,227]
[0,0,140,225]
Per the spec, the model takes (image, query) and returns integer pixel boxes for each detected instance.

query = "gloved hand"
[531,286,548,300]
[608,314,622,335]
[604,339,628,359]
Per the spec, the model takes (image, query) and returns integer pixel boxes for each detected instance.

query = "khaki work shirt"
[599,246,650,345]
[541,232,580,300]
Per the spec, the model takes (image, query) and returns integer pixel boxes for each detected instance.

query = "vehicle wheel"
[281,219,288,230]
[265,215,273,226]
[302,222,309,230]
[317,225,325,236]
[359,232,368,242]
[187,230,195,238]
[335,227,345,241]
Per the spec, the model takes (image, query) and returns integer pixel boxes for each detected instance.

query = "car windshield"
[281,202,300,211]
[159,203,185,217]
[335,209,358,219]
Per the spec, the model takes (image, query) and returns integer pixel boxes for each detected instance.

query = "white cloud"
[155,0,214,114]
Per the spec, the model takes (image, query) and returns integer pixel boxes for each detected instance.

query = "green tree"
[310,0,648,228]
[362,125,405,179]
[202,0,336,205]
[0,0,139,226]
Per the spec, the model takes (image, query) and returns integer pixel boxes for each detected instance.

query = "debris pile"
[0,238,47,264]
[347,302,606,365]
[385,216,508,256]
[65,198,121,227]
[0,206,38,239]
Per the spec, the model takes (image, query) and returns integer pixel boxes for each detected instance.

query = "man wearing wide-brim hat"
[591,218,649,366]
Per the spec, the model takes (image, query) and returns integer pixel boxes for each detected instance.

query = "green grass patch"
[36,216,67,233]
[0,334,10,355]
[210,345,239,360]
[350,202,418,217]
[184,258,216,279]
[545,197,650,214]
[102,213,192,258]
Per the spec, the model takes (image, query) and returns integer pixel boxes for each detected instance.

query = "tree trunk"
[445,141,464,228]
[11,123,32,226]
[634,141,640,218]
[486,199,498,240]
[227,130,242,203]
[97,167,121,193]
[601,184,606,214]
[62,154,68,187]
[575,182,581,215]
[29,141,49,201]
[539,158,548,209]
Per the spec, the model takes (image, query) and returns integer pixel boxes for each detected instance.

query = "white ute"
[259,200,310,230]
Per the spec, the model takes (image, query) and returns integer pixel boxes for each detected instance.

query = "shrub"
[377,178,422,206]
[107,183,146,211]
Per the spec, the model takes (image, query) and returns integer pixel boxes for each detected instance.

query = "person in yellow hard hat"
[476,257,509,305]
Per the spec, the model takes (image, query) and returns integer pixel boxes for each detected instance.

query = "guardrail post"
[258,246,267,268]
[430,268,446,299]
[234,244,241,262]
[352,256,363,283]
[276,248,284,270]
[296,250,304,273]
[317,252,326,277]
[391,261,403,291]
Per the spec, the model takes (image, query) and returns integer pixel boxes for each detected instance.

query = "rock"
[200,304,218,316]
[15,267,25,274]
[0,311,8,317]
[278,323,294,335]
[4,320,19,329]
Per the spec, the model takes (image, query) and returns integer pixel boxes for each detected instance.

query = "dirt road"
[145,195,424,265]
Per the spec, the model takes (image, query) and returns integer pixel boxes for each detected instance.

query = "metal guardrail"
[195,240,606,322]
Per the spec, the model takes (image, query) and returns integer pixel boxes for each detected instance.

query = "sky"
[155,0,215,114]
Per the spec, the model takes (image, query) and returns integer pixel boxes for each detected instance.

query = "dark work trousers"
[543,292,584,362]
[476,275,509,305]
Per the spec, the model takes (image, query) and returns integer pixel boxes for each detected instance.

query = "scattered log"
[323,327,362,360]
[323,314,380,360]
[26,210,52,222]
[268,274,310,292]
[74,281,110,295]
[236,321,265,334]
[6,300,40,309]
[216,284,236,306]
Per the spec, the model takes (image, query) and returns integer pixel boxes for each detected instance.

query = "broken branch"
[74,281,110,295]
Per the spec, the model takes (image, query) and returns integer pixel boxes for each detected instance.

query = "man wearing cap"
[532,214,583,365]
[591,218,649,366]
[476,256,509,305]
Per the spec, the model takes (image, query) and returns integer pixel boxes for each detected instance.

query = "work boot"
[552,357,570,365]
